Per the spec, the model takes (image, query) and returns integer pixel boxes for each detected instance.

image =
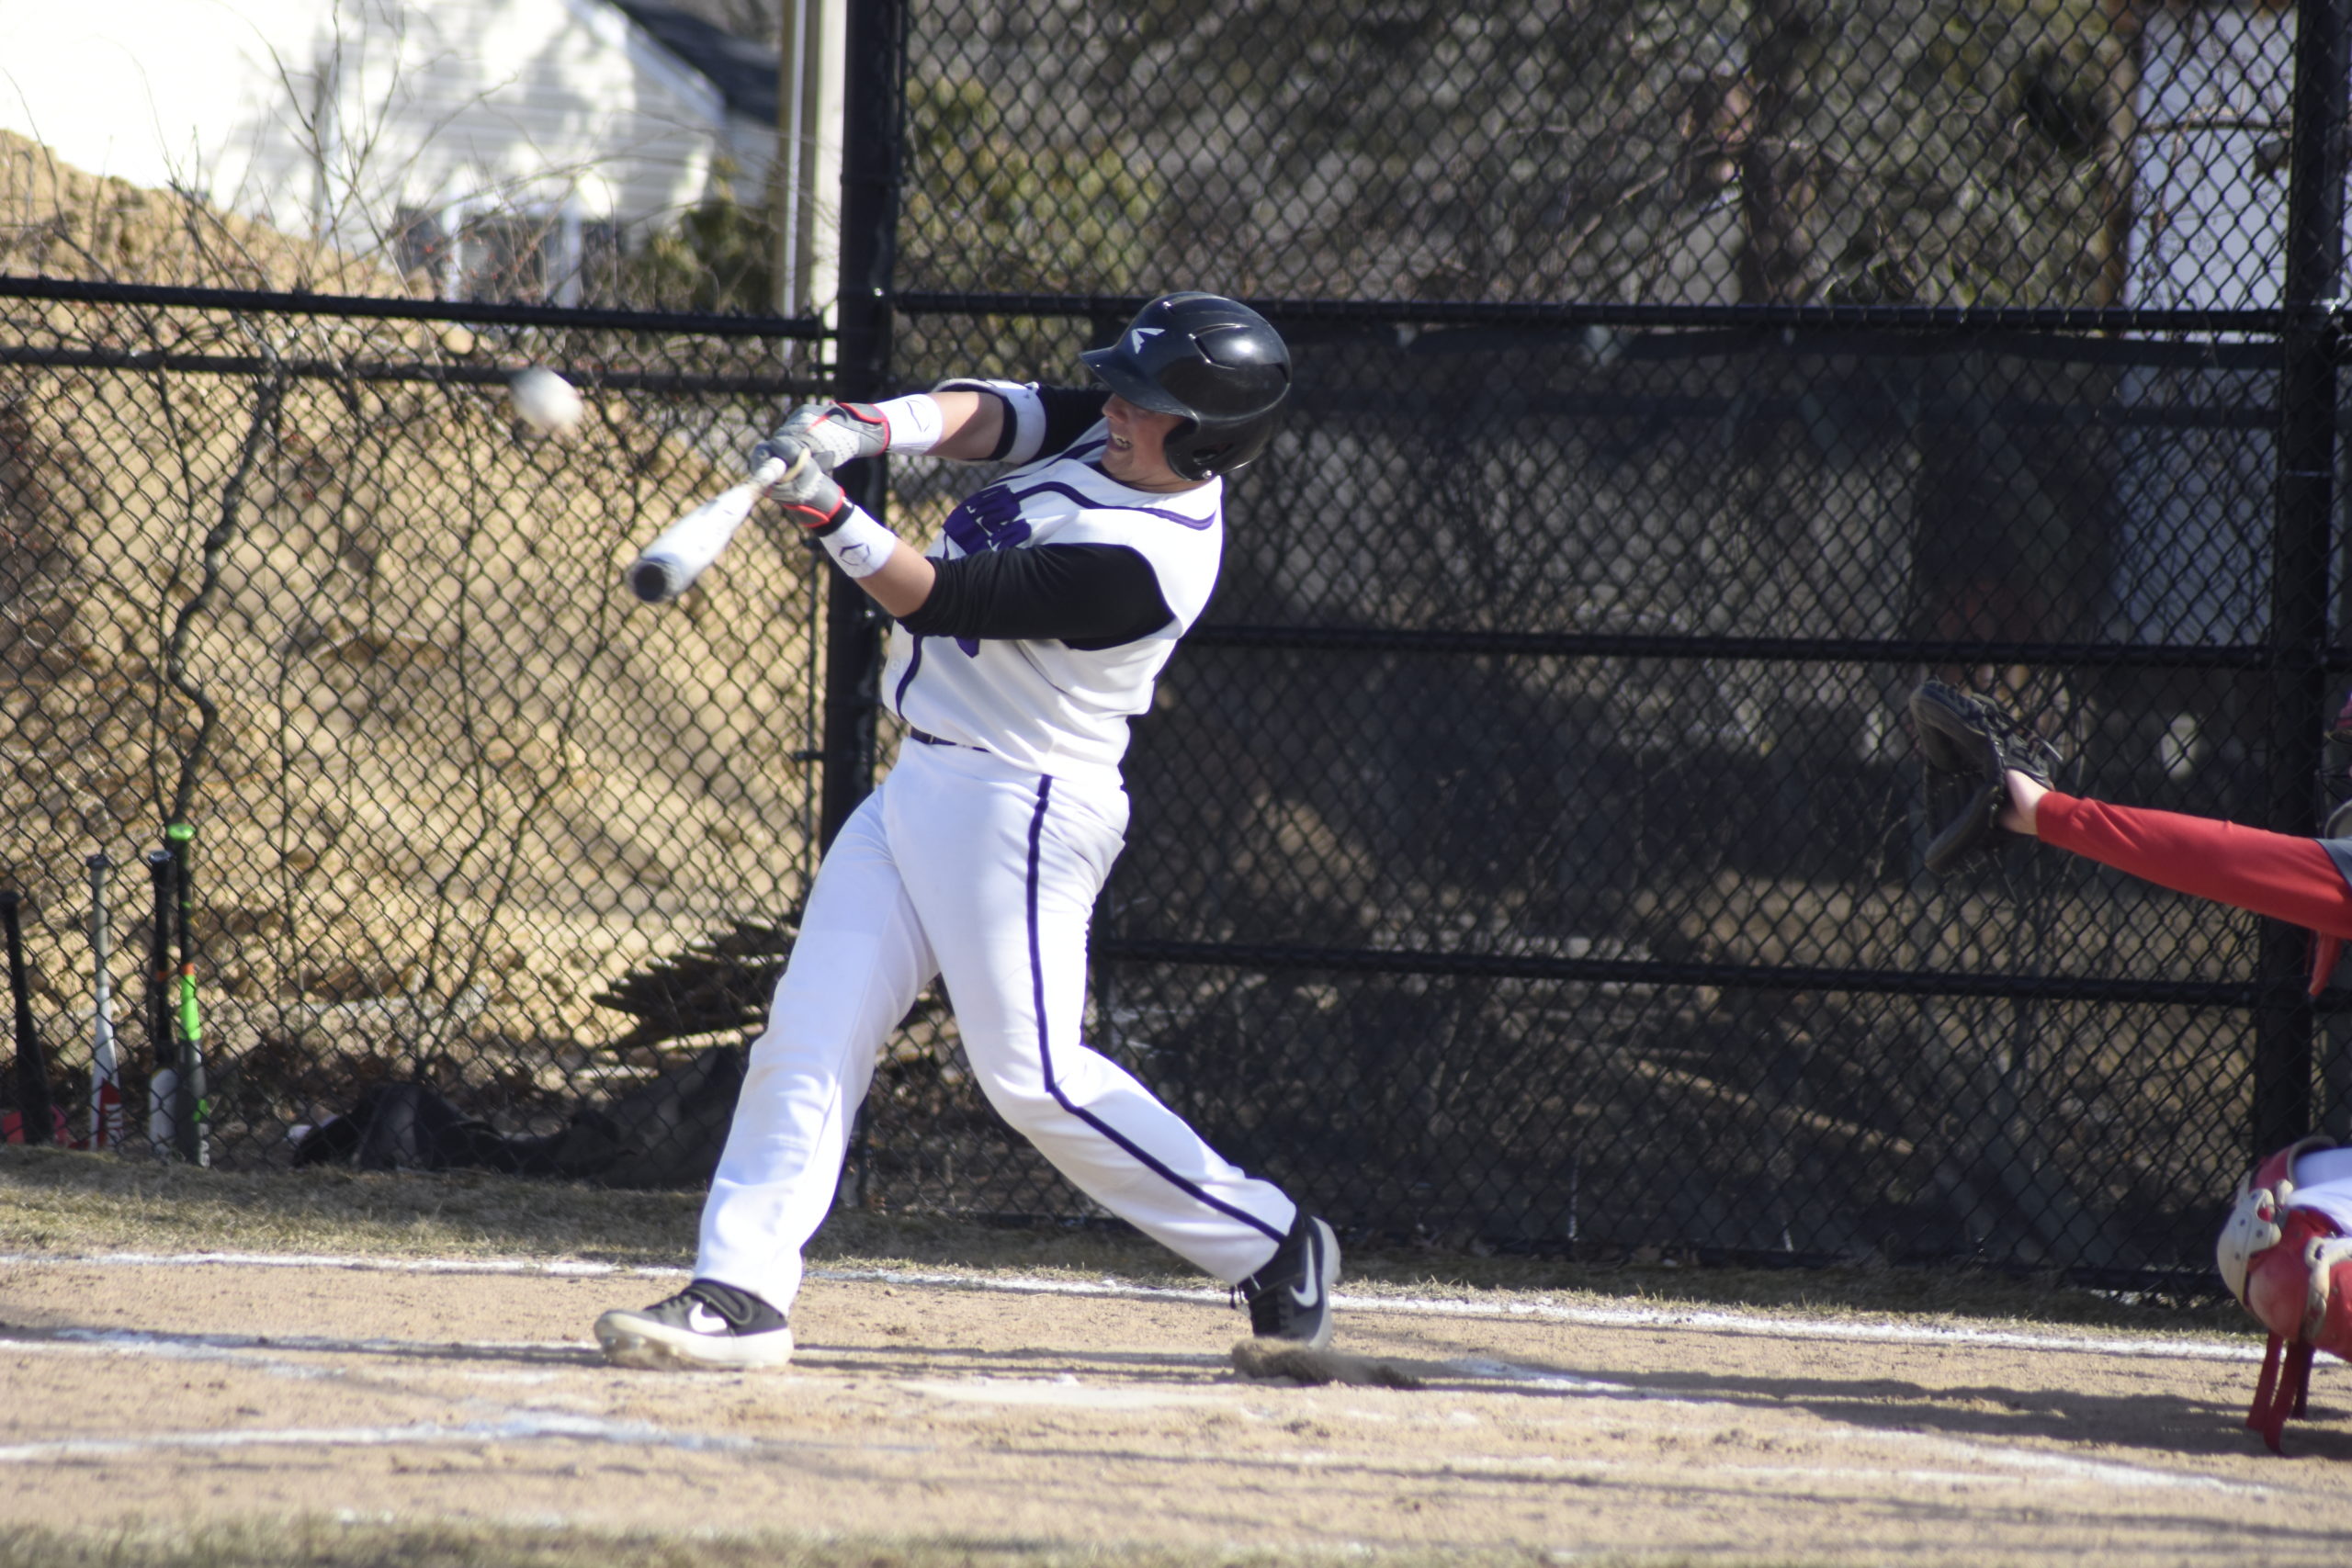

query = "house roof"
[608,0,778,125]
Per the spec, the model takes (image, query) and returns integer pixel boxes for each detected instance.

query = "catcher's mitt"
[1908,680,2063,874]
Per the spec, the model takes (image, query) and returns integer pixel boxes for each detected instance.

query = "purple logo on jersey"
[941,483,1029,658]
[942,483,1033,556]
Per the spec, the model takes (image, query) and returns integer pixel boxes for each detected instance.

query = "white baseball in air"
[508,367,583,435]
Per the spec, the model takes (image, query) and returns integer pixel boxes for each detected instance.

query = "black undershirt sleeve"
[1035,386,1110,456]
[898,543,1174,649]
[978,385,1110,460]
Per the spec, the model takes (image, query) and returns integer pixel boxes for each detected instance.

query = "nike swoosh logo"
[1289,1254,1323,1310]
[685,1303,729,1333]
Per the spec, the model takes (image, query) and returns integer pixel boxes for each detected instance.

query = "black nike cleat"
[1238,1211,1340,1348]
[594,1279,794,1370]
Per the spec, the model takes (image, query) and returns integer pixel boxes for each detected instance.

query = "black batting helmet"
[1080,292,1291,480]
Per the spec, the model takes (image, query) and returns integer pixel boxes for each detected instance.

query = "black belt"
[908,727,980,751]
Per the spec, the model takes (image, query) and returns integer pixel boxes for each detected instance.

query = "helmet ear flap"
[1160,418,1212,482]
[1164,422,1275,482]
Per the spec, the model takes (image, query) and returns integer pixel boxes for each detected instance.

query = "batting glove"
[748,431,802,474]
[769,451,854,535]
[765,401,891,472]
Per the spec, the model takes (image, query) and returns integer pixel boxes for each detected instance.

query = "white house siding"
[2122,4,2295,314]
[2111,3,2297,649]
[0,0,775,281]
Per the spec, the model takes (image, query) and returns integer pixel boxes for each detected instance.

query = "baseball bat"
[626,451,802,604]
[87,852,122,1151]
[144,849,175,1156]
[166,822,208,1168]
[1,888,58,1146]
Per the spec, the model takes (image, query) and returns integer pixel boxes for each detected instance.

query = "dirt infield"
[1,1248,2346,1567]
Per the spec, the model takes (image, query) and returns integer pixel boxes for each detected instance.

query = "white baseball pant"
[695,739,1295,1310]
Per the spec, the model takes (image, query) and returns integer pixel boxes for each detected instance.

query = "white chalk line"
[0,1248,2273,1366]
[0,1322,2298,1505]
[0,1250,681,1279]
[818,1265,2278,1368]
[2,1325,588,1361]
[0,1411,750,1465]
[1952,1443,2271,1495]
[0,1401,2263,1506]
[0,1327,885,1469]
[1250,1442,2279,1500]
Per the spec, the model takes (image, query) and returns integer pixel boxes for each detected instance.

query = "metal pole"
[86,852,121,1152]
[817,0,907,851]
[775,0,808,323]
[166,822,208,1167]
[2256,0,2349,1154]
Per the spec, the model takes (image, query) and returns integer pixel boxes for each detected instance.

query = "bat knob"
[628,554,684,604]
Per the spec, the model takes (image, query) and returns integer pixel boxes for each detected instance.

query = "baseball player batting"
[1911,682,2352,1451]
[595,292,1337,1370]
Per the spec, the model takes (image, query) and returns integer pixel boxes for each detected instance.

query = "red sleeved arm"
[2038,793,2352,947]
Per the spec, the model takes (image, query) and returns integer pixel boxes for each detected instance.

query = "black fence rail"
[1,0,2347,1297]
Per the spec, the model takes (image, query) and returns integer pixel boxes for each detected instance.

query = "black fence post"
[2257,0,2350,1155]
[820,0,909,852]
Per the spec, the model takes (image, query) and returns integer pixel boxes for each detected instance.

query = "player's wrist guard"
[870,394,947,455]
[813,506,897,579]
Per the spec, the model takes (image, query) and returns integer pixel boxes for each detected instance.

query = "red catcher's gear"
[2033,794,2352,1451]
[2036,793,2352,992]
[2215,1136,2352,1453]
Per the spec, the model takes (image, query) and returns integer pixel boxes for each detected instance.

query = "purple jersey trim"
[1000,479,1213,532]
[893,634,924,715]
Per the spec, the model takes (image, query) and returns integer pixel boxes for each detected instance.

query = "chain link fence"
[858,0,2352,1291]
[0,282,829,1179]
[2,0,2347,1293]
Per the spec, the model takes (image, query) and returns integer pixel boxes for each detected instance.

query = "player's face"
[1101,394,1193,490]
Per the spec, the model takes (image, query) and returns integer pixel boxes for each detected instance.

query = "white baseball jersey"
[880,422,1225,780]
[688,390,1304,1318]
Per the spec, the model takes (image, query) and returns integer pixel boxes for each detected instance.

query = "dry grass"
[0,1518,1702,1568]
[0,128,395,289]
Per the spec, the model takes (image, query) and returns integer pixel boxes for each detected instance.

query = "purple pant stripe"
[1023,777,1283,1245]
